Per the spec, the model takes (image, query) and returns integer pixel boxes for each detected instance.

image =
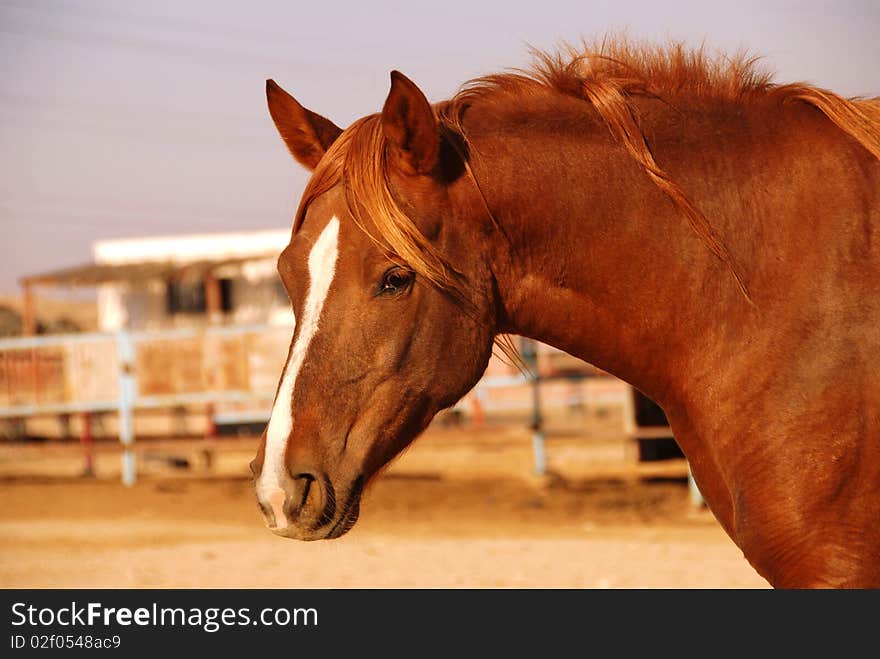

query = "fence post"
[521,338,546,476]
[80,411,95,478]
[203,401,216,470]
[21,282,37,336]
[470,389,486,430]
[117,331,136,486]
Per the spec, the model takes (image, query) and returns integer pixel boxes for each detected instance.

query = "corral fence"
[0,325,701,503]
[0,324,289,484]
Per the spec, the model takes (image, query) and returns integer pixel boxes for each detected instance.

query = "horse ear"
[381,71,439,175]
[266,79,343,171]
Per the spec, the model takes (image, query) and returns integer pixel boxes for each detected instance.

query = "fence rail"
[0,324,289,419]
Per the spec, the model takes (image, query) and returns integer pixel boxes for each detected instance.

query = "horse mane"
[443,38,880,158]
[296,37,880,305]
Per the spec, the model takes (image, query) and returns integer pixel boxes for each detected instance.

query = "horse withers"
[251,39,880,587]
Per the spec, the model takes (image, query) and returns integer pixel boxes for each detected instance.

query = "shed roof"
[20,254,275,287]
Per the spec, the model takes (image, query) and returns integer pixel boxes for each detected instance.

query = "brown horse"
[251,38,880,588]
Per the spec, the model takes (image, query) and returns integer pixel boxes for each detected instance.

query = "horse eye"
[379,268,414,296]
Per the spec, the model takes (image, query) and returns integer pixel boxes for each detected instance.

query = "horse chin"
[323,500,361,540]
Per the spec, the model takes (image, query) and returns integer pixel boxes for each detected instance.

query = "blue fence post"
[117,331,136,486]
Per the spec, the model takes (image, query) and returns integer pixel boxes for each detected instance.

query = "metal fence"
[0,324,290,484]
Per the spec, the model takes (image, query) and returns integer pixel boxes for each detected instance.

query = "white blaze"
[258,217,340,509]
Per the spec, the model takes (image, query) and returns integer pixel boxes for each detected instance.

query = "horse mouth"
[324,499,361,539]
[323,477,364,540]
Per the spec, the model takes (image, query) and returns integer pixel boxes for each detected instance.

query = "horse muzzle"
[255,470,363,541]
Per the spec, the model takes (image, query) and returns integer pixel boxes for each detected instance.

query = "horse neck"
[463,97,751,405]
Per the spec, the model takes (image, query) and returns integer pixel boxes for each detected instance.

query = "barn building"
[21,229,294,334]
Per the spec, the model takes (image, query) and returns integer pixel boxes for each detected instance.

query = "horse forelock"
[293,115,460,298]
[293,109,522,367]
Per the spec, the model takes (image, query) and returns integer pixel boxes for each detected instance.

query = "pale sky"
[1,0,878,293]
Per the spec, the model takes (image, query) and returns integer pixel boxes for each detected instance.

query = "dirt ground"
[0,426,768,588]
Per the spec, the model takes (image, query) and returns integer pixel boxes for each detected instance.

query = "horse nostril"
[287,467,321,518]
[259,468,326,531]
[295,473,314,510]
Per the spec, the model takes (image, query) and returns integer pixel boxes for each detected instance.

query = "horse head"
[251,73,498,539]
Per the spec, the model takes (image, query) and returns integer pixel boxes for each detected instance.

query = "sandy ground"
[0,427,768,588]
